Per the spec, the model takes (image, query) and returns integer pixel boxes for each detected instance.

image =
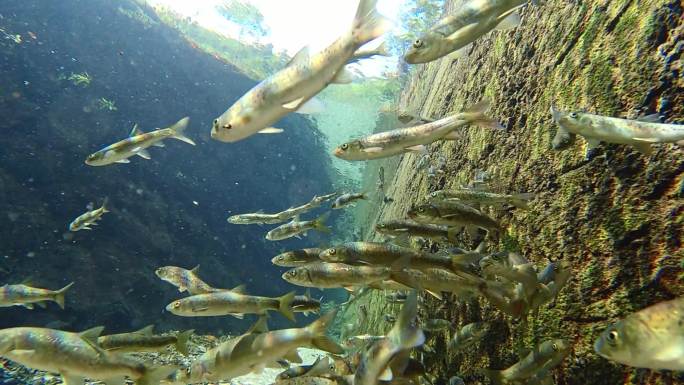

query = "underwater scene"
[0,0,682,384]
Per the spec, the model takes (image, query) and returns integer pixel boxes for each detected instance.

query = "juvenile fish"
[482,339,569,384]
[98,325,194,355]
[404,0,526,64]
[449,322,489,351]
[594,296,684,370]
[277,193,338,219]
[428,189,534,210]
[266,213,331,241]
[211,0,389,142]
[408,200,502,236]
[0,326,175,385]
[282,262,392,289]
[155,265,223,295]
[272,248,323,267]
[0,282,74,309]
[166,289,296,321]
[551,106,684,155]
[85,117,194,166]
[332,193,367,209]
[69,200,108,231]
[334,100,502,160]
[375,219,458,242]
[228,211,284,225]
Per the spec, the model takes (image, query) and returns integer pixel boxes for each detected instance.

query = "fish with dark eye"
[481,339,569,384]
[272,248,324,267]
[228,211,285,225]
[550,106,684,155]
[428,189,534,210]
[85,117,194,166]
[332,193,368,209]
[594,296,684,370]
[375,219,459,243]
[69,199,109,231]
[282,262,394,290]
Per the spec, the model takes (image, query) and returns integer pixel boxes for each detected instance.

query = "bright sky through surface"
[147,0,403,76]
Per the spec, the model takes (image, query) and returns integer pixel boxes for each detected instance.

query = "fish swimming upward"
[210,0,390,142]
[85,117,194,166]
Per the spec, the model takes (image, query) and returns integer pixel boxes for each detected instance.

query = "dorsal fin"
[230,284,247,294]
[128,123,144,137]
[190,265,200,274]
[79,326,105,344]
[247,316,269,334]
[286,46,310,67]
[134,325,155,335]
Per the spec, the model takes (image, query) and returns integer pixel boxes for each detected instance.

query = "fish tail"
[388,292,425,351]
[446,226,462,242]
[352,0,391,46]
[53,282,74,310]
[312,212,332,234]
[279,291,297,322]
[168,117,195,145]
[136,365,177,385]
[461,99,505,130]
[175,329,194,356]
[306,311,345,354]
[509,192,534,210]
[101,197,110,213]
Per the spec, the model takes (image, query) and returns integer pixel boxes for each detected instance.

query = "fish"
[69,200,108,231]
[266,213,331,241]
[191,313,344,382]
[377,166,385,192]
[272,248,324,267]
[282,262,393,290]
[348,41,390,64]
[277,193,339,220]
[0,282,74,310]
[428,189,534,210]
[0,326,175,385]
[276,356,336,380]
[407,200,502,236]
[375,219,459,243]
[291,289,322,316]
[550,106,684,155]
[332,193,368,209]
[403,0,526,64]
[97,325,194,356]
[210,0,390,142]
[85,117,194,166]
[594,296,684,370]
[482,339,569,384]
[449,322,489,351]
[228,211,285,225]
[390,264,487,300]
[155,265,224,295]
[422,319,451,332]
[354,292,425,385]
[165,288,296,321]
[334,100,502,161]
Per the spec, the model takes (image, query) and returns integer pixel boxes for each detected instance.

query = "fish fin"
[279,291,297,322]
[632,142,653,155]
[509,193,534,210]
[312,335,345,355]
[79,326,105,343]
[190,264,200,274]
[442,131,462,140]
[352,0,392,45]
[379,368,394,381]
[332,67,354,84]
[129,123,144,137]
[632,137,659,143]
[461,99,505,130]
[283,97,306,110]
[229,313,245,319]
[177,285,187,293]
[475,240,487,253]
[307,311,345,354]
[230,284,247,294]
[283,349,302,363]
[425,289,443,300]
[286,46,310,67]
[175,329,194,356]
[135,324,155,335]
[35,301,47,308]
[297,97,325,114]
[363,146,384,153]
[115,159,130,164]
[446,226,462,242]
[312,212,332,234]
[168,116,195,145]
[136,366,177,385]
[388,292,425,350]
[20,303,34,309]
[136,149,151,159]
[61,373,85,385]
[405,145,427,153]
[637,113,662,123]
[584,137,601,150]
[152,141,165,148]
[102,376,126,385]
[247,316,269,334]
[494,11,521,30]
[304,288,312,299]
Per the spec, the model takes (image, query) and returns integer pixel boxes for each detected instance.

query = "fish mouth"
[333,148,344,157]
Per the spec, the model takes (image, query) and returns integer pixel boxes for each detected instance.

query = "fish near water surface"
[266,213,331,241]
[211,0,390,142]
[155,265,223,295]
[0,282,74,309]
[85,117,194,166]
[97,325,194,356]
[594,296,684,370]
[166,288,296,321]
[69,200,109,231]
[550,106,684,155]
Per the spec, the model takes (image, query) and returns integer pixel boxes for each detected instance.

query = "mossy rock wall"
[360,0,683,384]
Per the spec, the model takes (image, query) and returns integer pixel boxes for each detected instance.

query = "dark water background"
[0,0,338,334]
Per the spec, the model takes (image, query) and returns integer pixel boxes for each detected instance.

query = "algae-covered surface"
[347,0,684,384]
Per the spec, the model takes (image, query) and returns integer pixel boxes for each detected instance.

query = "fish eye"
[418,207,425,212]
[329,248,336,255]
[431,192,437,197]
[552,343,558,351]
[341,144,348,150]
[608,330,618,341]
[569,112,578,119]
[213,119,218,126]
[172,301,181,309]
[413,39,423,48]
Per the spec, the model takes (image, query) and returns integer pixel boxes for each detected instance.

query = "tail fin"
[175,329,194,356]
[168,117,195,145]
[53,282,74,310]
[307,311,345,354]
[101,197,110,213]
[279,291,296,322]
[352,0,391,46]
[387,292,425,351]
[137,366,178,385]
[312,212,332,234]
[461,99,504,130]
[509,192,534,210]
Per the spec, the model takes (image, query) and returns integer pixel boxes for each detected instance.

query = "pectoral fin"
[115,159,130,164]
[584,137,601,150]
[405,145,427,152]
[494,11,521,30]
[283,97,305,110]
[61,373,85,385]
[632,142,653,155]
[258,127,284,134]
[136,149,151,159]
[332,67,354,84]
[362,147,384,153]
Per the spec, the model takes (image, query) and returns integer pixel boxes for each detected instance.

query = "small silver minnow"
[0,282,74,309]
[227,211,284,225]
[334,100,502,160]
[408,200,502,236]
[166,288,295,321]
[69,200,109,231]
[85,117,194,166]
[551,106,684,155]
[265,213,331,241]
[332,193,367,209]
[211,0,389,142]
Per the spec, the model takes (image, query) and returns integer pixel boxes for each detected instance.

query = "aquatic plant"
[67,72,91,87]
[96,97,117,111]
